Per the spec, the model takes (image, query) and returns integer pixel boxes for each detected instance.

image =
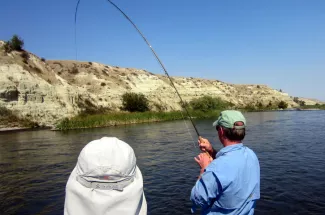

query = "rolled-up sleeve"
[190,171,222,212]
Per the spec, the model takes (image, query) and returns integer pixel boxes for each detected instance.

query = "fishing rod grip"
[198,136,213,160]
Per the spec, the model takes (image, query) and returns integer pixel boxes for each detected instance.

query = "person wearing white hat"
[64,137,147,215]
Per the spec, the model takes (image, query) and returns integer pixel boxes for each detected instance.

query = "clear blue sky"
[1,0,325,101]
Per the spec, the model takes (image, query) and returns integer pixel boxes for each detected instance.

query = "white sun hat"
[64,137,147,215]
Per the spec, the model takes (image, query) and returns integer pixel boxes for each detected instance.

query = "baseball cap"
[212,110,246,129]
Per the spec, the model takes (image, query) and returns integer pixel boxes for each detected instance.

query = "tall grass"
[55,110,221,130]
[299,104,325,110]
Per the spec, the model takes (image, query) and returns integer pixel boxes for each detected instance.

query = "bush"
[4,35,24,53]
[20,51,29,61]
[0,106,12,116]
[0,106,38,128]
[244,104,256,111]
[41,58,46,62]
[189,96,229,112]
[299,100,306,106]
[121,92,149,112]
[71,66,79,74]
[293,97,299,103]
[278,101,288,109]
[258,102,263,109]
[101,82,106,86]
[10,35,24,51]
[4,42,11,53]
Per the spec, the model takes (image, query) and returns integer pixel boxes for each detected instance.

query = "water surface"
[1,111,325,214]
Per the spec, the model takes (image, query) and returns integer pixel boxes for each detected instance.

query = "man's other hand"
[194,152,213,170]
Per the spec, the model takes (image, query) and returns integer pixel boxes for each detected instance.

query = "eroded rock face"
[0,41,319,127]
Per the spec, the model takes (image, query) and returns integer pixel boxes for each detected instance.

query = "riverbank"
[0,107,39,132]
[2,107,324,132]
[54,110,221,130]
[56,107,325,130]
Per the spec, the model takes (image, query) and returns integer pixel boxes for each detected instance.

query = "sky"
[1,0,325,101]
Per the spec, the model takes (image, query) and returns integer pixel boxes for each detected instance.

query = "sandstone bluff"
[0,41,320,127]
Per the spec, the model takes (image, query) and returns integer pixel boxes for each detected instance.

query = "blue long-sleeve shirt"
[190,143,260,215]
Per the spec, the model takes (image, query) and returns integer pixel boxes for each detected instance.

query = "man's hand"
[198,137,213,153]
[195,152,213,169]
[194,153,213,178]
[198,137,217,159]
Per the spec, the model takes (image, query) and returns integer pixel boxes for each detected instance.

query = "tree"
[278,101,288,109]
[299,100,305,106]
[121,92,149,112]
[4,35,24,52]
[293,97,299,103]
[10,35,24,51]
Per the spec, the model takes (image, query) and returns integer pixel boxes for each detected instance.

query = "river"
[1,111,325,215]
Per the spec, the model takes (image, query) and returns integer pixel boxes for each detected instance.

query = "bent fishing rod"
[75,0,201,138]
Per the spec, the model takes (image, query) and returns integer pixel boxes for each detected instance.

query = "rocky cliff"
[0,41,320,127]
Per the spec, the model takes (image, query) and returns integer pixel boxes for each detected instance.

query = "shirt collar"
[216,143,243,157]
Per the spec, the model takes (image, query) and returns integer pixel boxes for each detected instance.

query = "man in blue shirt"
[190,110,260,215]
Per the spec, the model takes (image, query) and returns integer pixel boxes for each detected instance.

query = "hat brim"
[212,118,220,127]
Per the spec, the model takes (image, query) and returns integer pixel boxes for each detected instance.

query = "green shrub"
[121,92,149,112]
[244,104,256,111]
[4,35,24,53]
[293,97,299,103]
[10,35,24,51]
[189,96,229,112]
[299,100,306,106]
[278,101,288,109]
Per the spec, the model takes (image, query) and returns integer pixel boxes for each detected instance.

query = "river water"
[1,111,325,215]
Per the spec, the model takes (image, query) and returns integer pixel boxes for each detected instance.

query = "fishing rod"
[106,0,201,138]
[75,0,201,138]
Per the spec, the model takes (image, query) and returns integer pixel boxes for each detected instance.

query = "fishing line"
[74,0,81,60]
[74,0,202,141]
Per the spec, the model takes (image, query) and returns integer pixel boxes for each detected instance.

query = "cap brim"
[212,120,219,127]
